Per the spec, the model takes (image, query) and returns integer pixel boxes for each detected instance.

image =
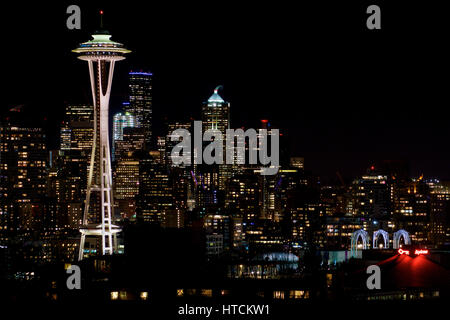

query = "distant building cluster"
[1,72,449,281]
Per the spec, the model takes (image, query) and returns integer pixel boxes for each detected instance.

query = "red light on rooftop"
[398,249,410,255]
[261,119,269,123]
[100,10,104,15]
[370,166,375,170]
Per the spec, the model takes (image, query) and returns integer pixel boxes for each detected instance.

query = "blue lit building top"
[207,85,225,104]
[129,71,153,76]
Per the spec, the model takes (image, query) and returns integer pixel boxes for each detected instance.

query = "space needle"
[73,11,130,260]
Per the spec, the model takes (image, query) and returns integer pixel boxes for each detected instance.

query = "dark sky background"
[1,1,449,181]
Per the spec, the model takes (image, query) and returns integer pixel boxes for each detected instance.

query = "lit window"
[140,292,148,300]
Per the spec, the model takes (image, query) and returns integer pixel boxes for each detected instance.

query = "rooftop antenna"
[99,10,104,28]
[214,85,223,94]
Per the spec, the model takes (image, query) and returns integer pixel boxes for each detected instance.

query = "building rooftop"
[207,85,225,104]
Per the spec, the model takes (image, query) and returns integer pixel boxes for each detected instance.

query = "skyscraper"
[127,71,153,148]
[0,107,48,268]
[137,158,173,224]
[113,127,144,221]
[112,111,136,160]
[72,26,130,260]
[201,85,230,136]
[200,86,231,197]
[113,112,136,143]
[60,105,93,152]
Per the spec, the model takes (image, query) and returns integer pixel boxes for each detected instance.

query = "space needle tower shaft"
[72,12,131,260]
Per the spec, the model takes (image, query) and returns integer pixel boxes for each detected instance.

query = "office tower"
[204,213,231,256]
[113,111,136,145]
[202,86,230,133]
[114,127,145,161]
[351,167,390,222]
[165,120,191,166]
[113,125,144,221]
[257,120,282,220]
[128,71,152,148]
[0,107,47,267]
[58,105,93,231]
[114,159,139,220]
[137,157,173,224]
[226,173,260,222]
[156,136,166,165]
[392,177,430,244]
[428,180,450,246]
[113,111,136,161]
[60,105,94,153]
[199,86,231,206]
[72,27,130,260]
[113,123,143,220]
[164,120,192,214]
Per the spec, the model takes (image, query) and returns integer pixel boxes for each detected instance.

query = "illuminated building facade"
[137,158,173,224]
[201,86,231,194]
[0,108,48,267]
[351,168,390,223]
[428,180,450,246]
[392,178,430,244]
[127,71,153,148]
[225,173,259,222]
[113,111,136,160]
[60,105,94,152]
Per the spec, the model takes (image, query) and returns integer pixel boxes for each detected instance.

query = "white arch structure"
[351,229,370,257]
[393,229,411,249]
[373,229,389,249]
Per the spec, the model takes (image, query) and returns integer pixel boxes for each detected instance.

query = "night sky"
[1,1,449,180]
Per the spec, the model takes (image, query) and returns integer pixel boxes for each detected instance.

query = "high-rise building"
[113,112,136,146]
[114,127,145,161]
[165,120,191,167]
[60,105,93,153]
[57,105,94,232]
[0,107,48,268]
[127,71,152,148]
[202,86,230,134]
[200,86,231,201]
[137,158,173,224]
[114,159,139,220]
[428,180,450,247]
[225,173,259,222]
[113,125,145,222]
[72,27,130,260]
[351,167,390,221]
[113,111,136,161]
[393,177,430,244]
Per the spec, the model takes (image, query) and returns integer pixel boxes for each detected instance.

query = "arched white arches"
[393,229,410,249]
[351,229,369,257]
[373,229,389,249]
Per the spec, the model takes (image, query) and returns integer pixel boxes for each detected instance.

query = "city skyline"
[1,2,450,308]
[1,1,450,180]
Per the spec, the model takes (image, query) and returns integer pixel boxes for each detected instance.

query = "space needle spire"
[73,11,131,260]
